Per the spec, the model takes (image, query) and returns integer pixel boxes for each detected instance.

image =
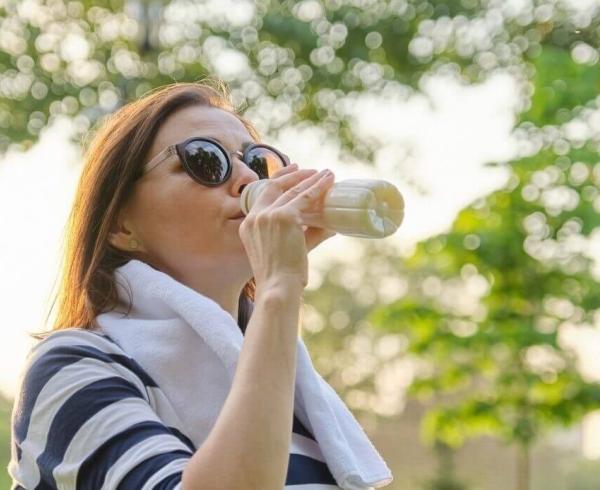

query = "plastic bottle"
[240,178,405,239]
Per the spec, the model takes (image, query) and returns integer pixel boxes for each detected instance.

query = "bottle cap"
[240,180,269,215]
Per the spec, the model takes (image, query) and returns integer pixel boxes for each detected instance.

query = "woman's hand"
[279,164,338,253]
[303,223,337,253]
[238,164,337,290]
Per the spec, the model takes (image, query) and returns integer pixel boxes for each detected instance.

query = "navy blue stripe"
[103,334,121,346]
[33,479,54,490]
[154,471,185,489]
[286,453,337,485]
[292,414,315,441]
[91,330,120,346]
[36,376,146,489]
[168,426,196,452]
[116,451,190,490]
[14,343,158,451]
[76,420,193,489]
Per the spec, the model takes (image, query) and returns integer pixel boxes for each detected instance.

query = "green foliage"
[370,143,600,448]
[1,0,599,162]
[368,17,600,489]
[0,395,13,488]
[521,46,600,126]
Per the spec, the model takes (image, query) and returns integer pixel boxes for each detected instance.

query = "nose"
[230,152,260,196]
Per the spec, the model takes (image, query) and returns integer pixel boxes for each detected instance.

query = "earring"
[128,237,139,250]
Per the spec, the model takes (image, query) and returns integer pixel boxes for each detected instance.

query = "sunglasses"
[142,136,291,186]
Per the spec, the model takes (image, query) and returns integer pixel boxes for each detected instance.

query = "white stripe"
[25,329,124,364]
[6,464,26,489]
[9,439,42,488]
[101,434,191,490]
[290,432,326,461]
[140,457,188,490]
[6,428,26,485]
[146,385,189,438]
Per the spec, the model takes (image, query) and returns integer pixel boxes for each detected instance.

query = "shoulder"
[12,328,161,459]
[9,328,193,489]
[11,327,161,443]
[21,327,158,389]
[27,327,124,359]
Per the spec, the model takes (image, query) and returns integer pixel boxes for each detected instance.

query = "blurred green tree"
[370,45,600,490]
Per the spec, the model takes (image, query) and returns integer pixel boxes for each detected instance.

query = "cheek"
[132,182,222,250]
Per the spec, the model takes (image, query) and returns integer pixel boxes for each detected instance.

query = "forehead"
[153,105,253,150]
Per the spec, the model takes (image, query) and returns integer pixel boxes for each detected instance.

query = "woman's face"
[110,105,262,281]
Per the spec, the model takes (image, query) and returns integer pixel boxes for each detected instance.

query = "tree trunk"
[425,441,467,490]
[516,444,530,490]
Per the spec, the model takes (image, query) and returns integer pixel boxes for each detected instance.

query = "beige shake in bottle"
[240,177,405,239]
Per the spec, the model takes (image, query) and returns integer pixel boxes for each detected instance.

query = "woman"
[8,80,392,489]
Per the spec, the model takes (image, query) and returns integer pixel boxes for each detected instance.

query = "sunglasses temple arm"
[143,146,177,174]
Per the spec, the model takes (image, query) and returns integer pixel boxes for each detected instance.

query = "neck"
[134,255,253,324]
[167,267,250,324]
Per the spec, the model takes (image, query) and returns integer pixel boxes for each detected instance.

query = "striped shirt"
[8,328,342,489]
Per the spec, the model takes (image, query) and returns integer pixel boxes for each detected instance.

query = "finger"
[276,170,329,206]
[269,167,319,188]
[257,168,318,199]
[279,169,334,211]
[271,162,298,178]
[249,168,319,211]
[258,168,323,211]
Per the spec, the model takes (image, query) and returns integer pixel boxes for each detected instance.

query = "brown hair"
[32,79,258,341]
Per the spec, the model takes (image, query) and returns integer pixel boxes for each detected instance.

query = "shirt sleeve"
[8,334,194,490]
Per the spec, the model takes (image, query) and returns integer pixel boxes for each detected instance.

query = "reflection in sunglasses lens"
[246,147,285,179]
[184,141,228,183]
[183,141,286,183]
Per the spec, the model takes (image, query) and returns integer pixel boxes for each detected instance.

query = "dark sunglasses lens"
[183,140,228,183]
[245,147,286,179]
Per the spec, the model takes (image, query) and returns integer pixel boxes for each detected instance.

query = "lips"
[229,202,245,220]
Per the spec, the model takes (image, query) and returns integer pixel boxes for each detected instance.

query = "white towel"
[95,259,393,489]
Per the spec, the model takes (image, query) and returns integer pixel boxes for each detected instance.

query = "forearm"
[182,279,303,490]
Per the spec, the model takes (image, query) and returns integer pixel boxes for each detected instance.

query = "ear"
[108,212,146,253]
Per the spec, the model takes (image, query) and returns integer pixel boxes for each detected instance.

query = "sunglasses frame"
[142,136,291,186]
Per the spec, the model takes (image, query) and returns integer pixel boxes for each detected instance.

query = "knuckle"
[238,217,252,232]
[275,209,298,225]
[272,207,291,221]
[246,206,301,228]
[239,215,252,227]
[263,180,283,193]
[254,212,270,225]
